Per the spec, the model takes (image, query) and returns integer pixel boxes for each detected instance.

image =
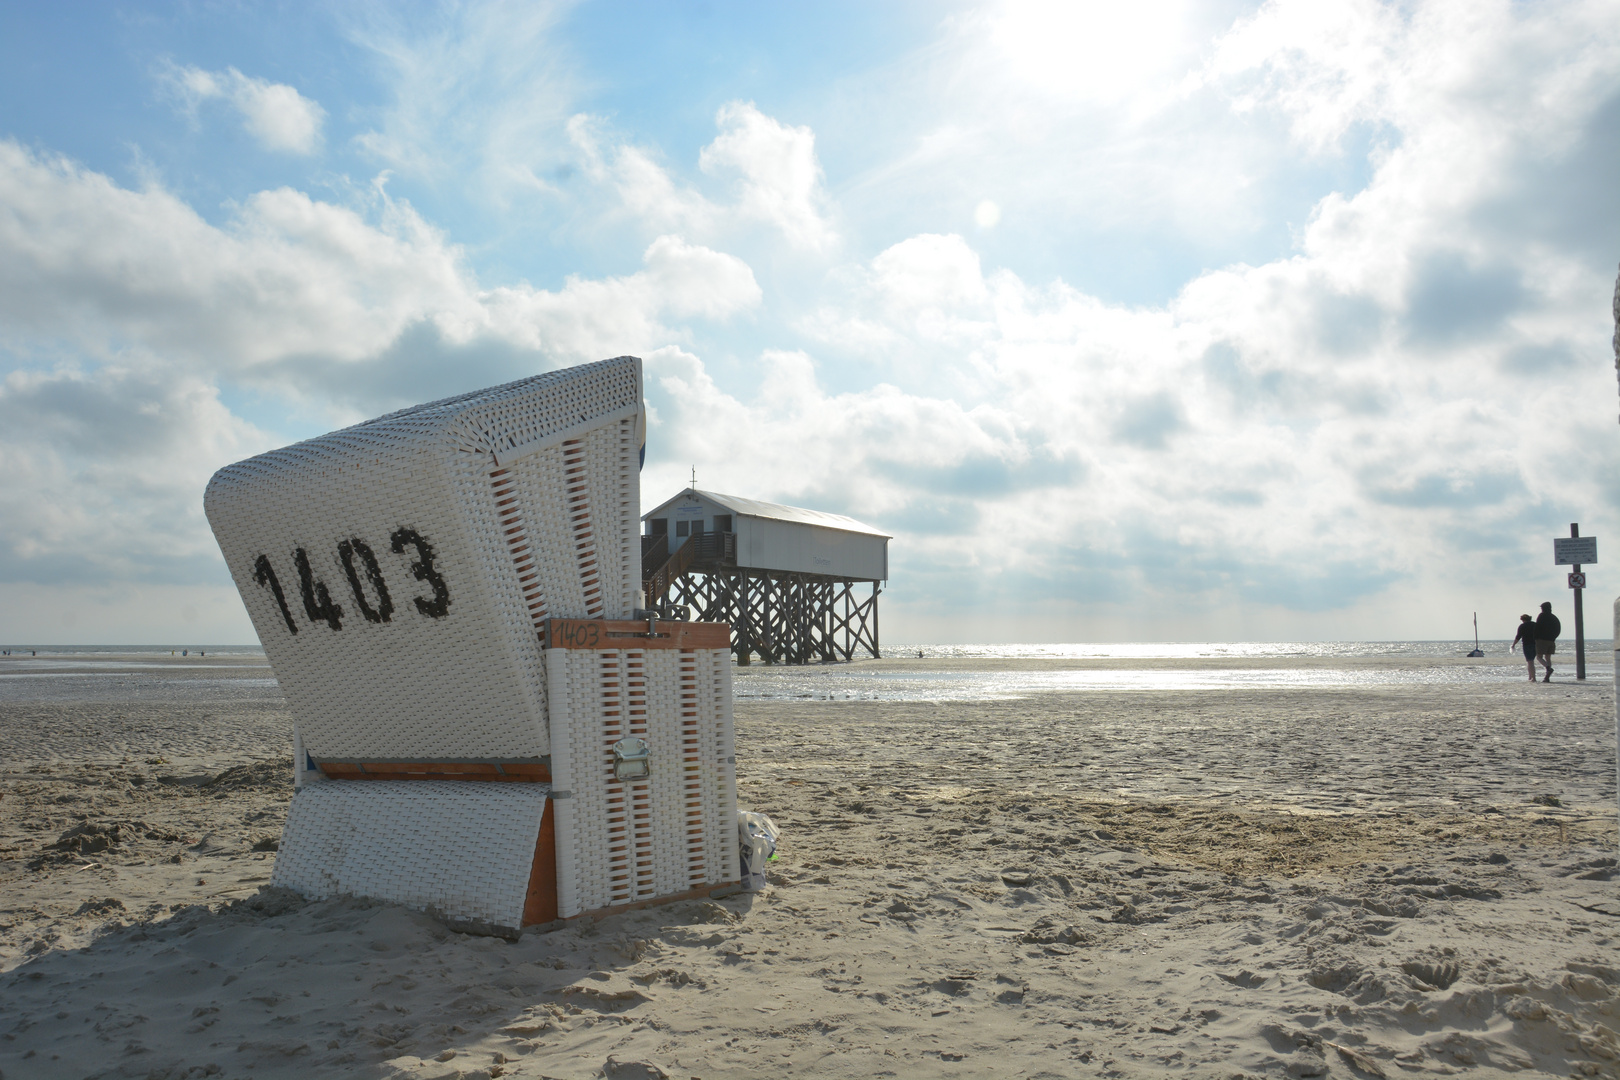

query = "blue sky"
[1,0,1617,645]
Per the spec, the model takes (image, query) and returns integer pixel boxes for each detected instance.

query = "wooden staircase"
[641,534,698,610]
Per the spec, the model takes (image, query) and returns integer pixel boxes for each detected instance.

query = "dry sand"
[1,652,1617,1079]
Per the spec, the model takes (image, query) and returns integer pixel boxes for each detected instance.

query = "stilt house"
[642,489,890,664]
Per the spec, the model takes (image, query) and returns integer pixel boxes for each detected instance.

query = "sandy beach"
[1,649,1616,1079]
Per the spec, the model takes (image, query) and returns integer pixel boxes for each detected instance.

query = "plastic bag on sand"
[737,811,780,892]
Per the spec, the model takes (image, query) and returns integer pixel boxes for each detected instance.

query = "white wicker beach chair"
[206,357,739,934]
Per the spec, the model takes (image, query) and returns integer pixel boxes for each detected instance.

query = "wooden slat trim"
[523,881,743,930]
[545,618,730,651]
[315,761,553,782]
[521,800,559,926]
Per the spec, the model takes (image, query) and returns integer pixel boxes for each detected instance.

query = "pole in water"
[1573,523,1587,681]
[1467,612,1484,657]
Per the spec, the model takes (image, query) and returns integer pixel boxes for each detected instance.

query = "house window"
[714,515,732,532]
[675,520,689,537]
[649,518,668,536]
[690,520,705,536]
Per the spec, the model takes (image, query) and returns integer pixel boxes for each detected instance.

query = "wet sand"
[0,652,1616,1078]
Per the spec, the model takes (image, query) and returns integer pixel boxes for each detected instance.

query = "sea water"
[0,641,1611,704]
[734,641,1617,701]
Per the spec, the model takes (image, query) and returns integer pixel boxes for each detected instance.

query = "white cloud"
[676,10,1620,633]
[338,2,838,254]
[166,64,326,154]
[870,233,991,315]
[699,102,837,251]
[4,0,1619,642]
[345,3,577,195]
[0,141,759,401]
[478,236,761,357]
[0,139,764,613]
[986,0,1206,112]
[0,141,472,370]
[566,114,715,235]
[637,236,763,320]
[567,101,839,253]
[0,365,269,586]
[816,0,1267,259]
[1205,0,1620,161]
[1203,0,1404,152]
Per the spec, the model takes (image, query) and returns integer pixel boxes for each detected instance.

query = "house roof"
[646,489,891,539]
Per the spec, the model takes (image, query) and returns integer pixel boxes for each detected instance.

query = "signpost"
[1555,526,1596,681]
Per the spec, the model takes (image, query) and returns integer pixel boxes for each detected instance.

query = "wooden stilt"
[655,566,880,665]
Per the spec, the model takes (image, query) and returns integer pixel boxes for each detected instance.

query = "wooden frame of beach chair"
[544,618,739,920]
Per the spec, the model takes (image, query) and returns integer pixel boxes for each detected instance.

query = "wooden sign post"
[1555,525,1597,681]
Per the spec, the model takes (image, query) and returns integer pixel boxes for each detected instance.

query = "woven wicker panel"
[271,780,549,933]
[205,357,643,761]
[699,649,742,885]
[545,645,739,918]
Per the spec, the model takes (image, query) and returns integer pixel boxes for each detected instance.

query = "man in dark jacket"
[1534,601,1562,683]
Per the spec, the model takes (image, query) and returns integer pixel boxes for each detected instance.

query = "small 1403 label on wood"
[547,618,731,650]
[251,527,451,635]
[550,620,602,648]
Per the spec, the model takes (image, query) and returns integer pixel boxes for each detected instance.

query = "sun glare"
[990,0,1194,104]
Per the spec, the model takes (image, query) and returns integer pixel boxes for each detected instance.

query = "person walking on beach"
[1510,614,1537,683]
[1533,601,1561,683]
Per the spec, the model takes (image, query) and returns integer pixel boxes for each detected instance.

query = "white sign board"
[1554,536,1598,565]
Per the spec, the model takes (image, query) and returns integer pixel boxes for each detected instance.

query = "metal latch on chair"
[613,737,651,780]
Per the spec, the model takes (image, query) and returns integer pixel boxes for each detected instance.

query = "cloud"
[869,233,990,315]
[1366,469,1526,509]
[1111,392,1186,450]
[0,141,476,372]
[654,14,1619,624]
[336,2,839,253]
[637,336,1416,619]
[568,102,839,252]
[346,2,578,195]
[566,114,713,235]
[699,102,837,251]
[1402,250,1526,347]
[4,0,1620,642]
[0,139,767,600]
[0,365,267,586]
[643,347,1056,538]
[0,140,759,411]
[635,235,763,319]
[165,65,326,154]
[1204,0,1406,152]
[986,0,1209,112]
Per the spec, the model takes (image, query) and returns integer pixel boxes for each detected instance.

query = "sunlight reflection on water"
[737,641,1615,701]
[891,640,1614,661]
[2,642,1610,704]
